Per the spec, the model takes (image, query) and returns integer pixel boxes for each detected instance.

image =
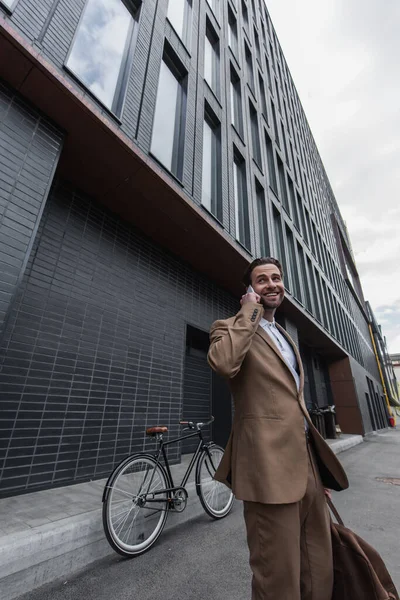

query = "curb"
[326,434,364,455]
[0,481,204,600]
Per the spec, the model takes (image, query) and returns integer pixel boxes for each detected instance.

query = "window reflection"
[202,121,213,212]
[201,110,221,218]
[150,54,187,179]
[233,154,250,248]
[167,0,192,47]
[151,62,179,173]
[66,0,137,113]
[204,23,220,96]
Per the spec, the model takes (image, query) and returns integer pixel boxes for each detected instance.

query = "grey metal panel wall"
[0,80,63,334]
[0,178,237,496]
[348,292,380,380]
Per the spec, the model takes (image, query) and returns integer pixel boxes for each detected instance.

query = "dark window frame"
[286,226,301,301]
[230,64,244,138]
[150,43,188,181]
[204,18,221,97]
[207,0,220,21]
[64,0,141,118]
[0,0,18,12]
[249,100,262,167]
[233,148,251,250]
[228,5,239,57]
[265,131,278,195]
[166,0,193,49]
[244,41,255,93]
[201,103,222,220]
[255,178,269,256]
[241,0,249,28]
[277,155,290,214]
[273,208,288,286]
[258,71,268,123]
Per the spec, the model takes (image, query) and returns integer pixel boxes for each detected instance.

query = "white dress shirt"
[260,317,300,391]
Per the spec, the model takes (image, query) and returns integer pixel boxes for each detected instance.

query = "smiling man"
[207,257,348,600]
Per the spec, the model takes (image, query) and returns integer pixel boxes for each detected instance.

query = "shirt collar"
[261,317,276,328]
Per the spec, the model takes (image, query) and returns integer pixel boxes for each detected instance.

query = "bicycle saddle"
[146,426,168,436]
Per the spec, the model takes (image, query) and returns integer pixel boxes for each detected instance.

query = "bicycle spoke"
[105,486,134,499]
[103,455,169,556]
[197,446,233,519]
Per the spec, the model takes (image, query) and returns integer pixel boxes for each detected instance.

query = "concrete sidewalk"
[0,433,363,600]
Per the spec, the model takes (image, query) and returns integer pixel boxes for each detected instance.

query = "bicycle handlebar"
[179,416,214,430]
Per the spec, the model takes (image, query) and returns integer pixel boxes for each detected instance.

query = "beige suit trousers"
[243,441,333,600]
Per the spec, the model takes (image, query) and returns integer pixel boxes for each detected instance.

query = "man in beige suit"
[208,257,348,600]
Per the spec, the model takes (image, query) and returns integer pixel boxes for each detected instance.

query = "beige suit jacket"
[208,302,349,504]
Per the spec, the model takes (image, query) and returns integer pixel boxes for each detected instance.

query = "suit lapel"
[255,323,304,395]
[256,325,285,362]
[275,323,304,395]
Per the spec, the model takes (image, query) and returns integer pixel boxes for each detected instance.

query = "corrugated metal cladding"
[0,0,388,494]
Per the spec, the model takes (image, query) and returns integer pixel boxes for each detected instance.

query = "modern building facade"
[389,354,400,398]
[0,0,390,497]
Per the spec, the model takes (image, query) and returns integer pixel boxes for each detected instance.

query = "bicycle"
[102,416,234,557]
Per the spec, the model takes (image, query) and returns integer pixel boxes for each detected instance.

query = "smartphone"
[247,285,255,294]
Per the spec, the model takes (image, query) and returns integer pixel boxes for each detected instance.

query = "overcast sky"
[266,0,400,354]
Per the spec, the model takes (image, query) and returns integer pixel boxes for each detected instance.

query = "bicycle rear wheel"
[103,454,169,557]
[196,444,234,519]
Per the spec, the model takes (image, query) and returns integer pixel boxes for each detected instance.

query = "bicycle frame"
[140,427,215,504]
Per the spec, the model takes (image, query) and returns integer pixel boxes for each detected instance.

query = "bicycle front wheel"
[196,444,234,519]
[103,454,169,557]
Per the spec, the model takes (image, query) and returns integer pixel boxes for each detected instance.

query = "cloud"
[267,0,400,353]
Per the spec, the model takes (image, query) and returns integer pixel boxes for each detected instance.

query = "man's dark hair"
[242,257,284,287]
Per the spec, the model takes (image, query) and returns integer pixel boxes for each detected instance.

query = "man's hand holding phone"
[240,285,261,306]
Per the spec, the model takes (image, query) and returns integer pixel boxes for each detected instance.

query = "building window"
[65,0,141,115]
[298,244,311,310]
[254,27,261,63]
[167,0,192,47]
[265,131,278,194]
[244,42,255,92]
[233,150,251,249]
[288,177,298,227]
[256,180,269,256]
[0,0,17,10]
[258,73,268,122]
[249,101,262,167]
[286,227,301,301]
[273,209,288,282]
[230,66,244,137]
[277,156,290,213]
[228,6,239,58]
[202,105,222,219]
[307,257,320,320]
[265,55,272,89]
[299,200,310,245]
[150,45,187,179]
[241,0,249,28]
[207,0,220,19]
[271,101,280,146]
[204,21,220,96]
[281,121,289,163]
